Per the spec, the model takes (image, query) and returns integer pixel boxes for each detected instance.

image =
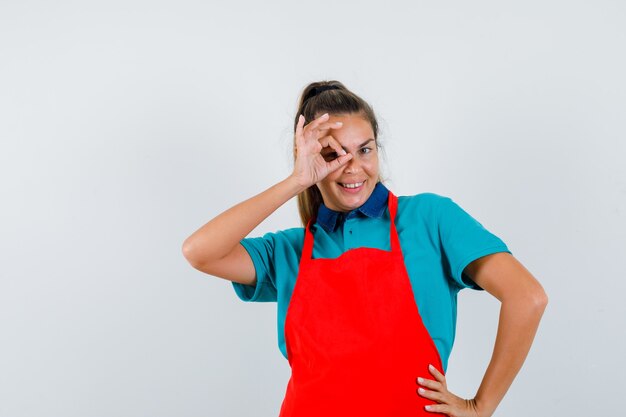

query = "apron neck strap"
[388,191,401,253]
[302,217,316,260]
[302,190,401,260]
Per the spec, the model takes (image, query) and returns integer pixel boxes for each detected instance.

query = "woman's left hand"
[417,364,484,417]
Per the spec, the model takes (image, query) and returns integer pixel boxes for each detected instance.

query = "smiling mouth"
[338,180,365,189]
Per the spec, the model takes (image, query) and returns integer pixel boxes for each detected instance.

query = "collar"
[316,181,389,232]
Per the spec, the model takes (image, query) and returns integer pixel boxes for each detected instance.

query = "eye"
[360,147,372,155]
[322,152,338,161]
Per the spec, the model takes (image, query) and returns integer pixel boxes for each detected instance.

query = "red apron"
[279,191,445,417]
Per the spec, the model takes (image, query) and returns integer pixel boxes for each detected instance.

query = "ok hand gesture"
[291,112,353,189]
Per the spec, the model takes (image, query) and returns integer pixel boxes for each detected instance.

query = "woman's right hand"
[290,112,353,189]
[184,113,349,283]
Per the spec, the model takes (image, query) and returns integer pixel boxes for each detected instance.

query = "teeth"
[341,181,364,189]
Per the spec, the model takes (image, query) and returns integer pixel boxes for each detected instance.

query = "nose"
[344,152,361,174]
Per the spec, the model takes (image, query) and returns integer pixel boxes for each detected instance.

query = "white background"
[1,1,624,416]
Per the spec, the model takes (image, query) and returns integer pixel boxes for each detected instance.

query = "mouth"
[338,179,366,193]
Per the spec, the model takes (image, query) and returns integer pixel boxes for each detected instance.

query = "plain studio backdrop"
[1,1,624,416]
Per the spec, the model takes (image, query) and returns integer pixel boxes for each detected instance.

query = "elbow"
[503,284,548,313]
[536,288,549,308]
[181,238,201,267]
[182,239,222,272]
[528,286,549,313]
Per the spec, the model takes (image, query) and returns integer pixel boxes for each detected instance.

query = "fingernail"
[335,121,343,125]
[418,388,425,393]
[417,377,423,384]
[425,405,432,411]
[429,364,434,370]
[321,113,328,118]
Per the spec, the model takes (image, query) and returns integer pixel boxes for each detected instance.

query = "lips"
[339,181,365,189]
[338,179,366,193]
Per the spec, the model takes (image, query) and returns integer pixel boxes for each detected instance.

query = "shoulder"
[391,192,454,237]
[254,226,305,247]
[274,227,305,247]
[249,227,304,251]
[396,191,490,231]
[396,191,452,219]
[240,226,305,267]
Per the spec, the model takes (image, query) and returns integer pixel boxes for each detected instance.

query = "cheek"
[324,170,342,182]
[364,159,379,175]
[318,175,337,192]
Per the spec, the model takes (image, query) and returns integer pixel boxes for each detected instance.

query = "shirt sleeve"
[437,196,512,291]
[231,227,303,302]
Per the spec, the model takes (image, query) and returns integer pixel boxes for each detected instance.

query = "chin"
[331,185,374,210]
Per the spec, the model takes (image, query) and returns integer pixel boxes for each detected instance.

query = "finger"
[428,364,446,383]
[305,112,329,131]
[326,152,353,172]
[295,114,305,146]
[424,403,451,414]
[416,387,444,403]
[313,120,344,133]
[416,377,443,391]
[305,120,343,140]
[319,134,347,156]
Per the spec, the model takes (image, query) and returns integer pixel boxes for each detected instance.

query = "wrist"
[285,175,310,195]
[473,396,496,417]
[283,175,309,195]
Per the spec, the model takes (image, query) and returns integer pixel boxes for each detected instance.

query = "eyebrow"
[324,138,375,153]
[354,138,375,149]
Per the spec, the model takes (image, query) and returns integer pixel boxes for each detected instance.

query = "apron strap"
[301,189,401,261]
[388,191,402,253]
[301,217,315,261]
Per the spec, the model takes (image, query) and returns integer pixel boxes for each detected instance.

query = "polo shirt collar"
[316,181,389,232]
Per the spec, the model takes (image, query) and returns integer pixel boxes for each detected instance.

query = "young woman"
[182,81,548,417]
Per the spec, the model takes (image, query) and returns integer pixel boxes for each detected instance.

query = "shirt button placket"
[345,216,356,249]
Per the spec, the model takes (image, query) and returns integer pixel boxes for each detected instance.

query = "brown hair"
[293,80,383,226]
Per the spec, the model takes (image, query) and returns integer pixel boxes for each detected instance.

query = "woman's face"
[316,113,379,212]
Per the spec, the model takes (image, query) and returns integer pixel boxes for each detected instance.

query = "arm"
[181,113,351,285]
[417,252,548,417]
[464,252,548,416]
[181,176,306,285]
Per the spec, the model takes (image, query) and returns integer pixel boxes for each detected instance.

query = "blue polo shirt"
[232,182,511,372]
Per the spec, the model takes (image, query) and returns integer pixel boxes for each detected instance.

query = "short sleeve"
[231,227,303,302]
[437,196,512,290]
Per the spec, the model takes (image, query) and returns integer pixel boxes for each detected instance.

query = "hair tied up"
[304,84,341,102]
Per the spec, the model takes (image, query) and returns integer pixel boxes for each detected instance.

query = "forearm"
[473,296,548,416]
[182,175,305,263]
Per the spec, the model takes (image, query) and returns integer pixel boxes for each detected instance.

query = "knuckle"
[418,387,431,398]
